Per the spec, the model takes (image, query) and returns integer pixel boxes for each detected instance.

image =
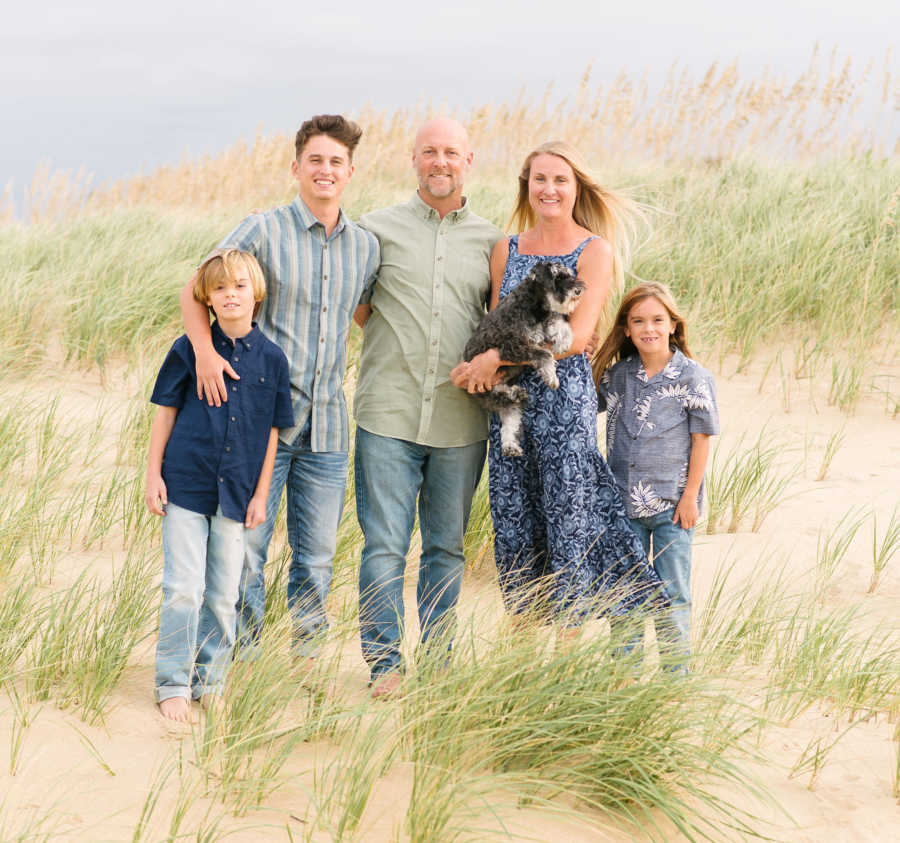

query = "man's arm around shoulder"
[182,214,265,406]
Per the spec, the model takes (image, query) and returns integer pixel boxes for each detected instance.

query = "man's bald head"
[413,118,470,155]
[412,118,474,210]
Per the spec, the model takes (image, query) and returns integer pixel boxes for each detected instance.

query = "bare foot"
[158,696,190,723]
[370,672,402,700]
[506,613,535,634]
[292,655,316,672]
[557,626,581,642]
[292,655,318,687]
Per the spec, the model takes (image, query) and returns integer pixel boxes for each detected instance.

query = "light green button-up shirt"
[355,193,502,447]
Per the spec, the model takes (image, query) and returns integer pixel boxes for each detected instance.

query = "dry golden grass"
[6,47,898,225]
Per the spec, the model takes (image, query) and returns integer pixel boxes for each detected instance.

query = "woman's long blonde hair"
[592,282,693,378]
[508,140,640,294]
[507,141,644,385]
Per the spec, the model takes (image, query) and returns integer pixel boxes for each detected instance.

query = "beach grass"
[0,54,898,839]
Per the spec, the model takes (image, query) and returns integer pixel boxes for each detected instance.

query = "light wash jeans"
[355,427,486,681]
[239,420,347,653]
[627,507,693,669]
[155,502,244,703]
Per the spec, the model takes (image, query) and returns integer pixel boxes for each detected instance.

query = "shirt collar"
[407,191,470,223]
[211,319,261,350]
[630,348,685,383]
[290,195,348,235]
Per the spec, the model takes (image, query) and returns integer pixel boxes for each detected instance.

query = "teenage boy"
[180,115,379,656]
[147,249,293,722]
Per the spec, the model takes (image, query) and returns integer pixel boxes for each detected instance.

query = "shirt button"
[431,340,438,346]
[231,416,236,422]
[218,477,224,483]
[233,356,239,362]
[320,337,325,343]
[233,385,238,391]
[316,369,321,375]
[433,311,439,317]
[437,256,443,262]
[225,446,231,452]
[428,368,434,374]
[425,396,431,402]
[260,377,265,383]
[324,274,329,280]
[322,306,328,312]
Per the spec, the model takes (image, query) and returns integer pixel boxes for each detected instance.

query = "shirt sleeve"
[356,226,381,307]
[595,369,611,412]
[215,213,263,256]
[150,339,193,409]
[271,350,295,429]
[687,372,720,435]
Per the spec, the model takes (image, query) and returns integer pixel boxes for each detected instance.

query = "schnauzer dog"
[463,261,586,457]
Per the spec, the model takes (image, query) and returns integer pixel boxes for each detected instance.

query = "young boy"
[146,249,293,722]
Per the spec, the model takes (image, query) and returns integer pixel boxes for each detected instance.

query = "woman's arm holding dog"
[562,237,613,356]
[450,238,512,392]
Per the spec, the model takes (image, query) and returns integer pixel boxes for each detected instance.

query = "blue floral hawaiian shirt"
[597,349,720,518]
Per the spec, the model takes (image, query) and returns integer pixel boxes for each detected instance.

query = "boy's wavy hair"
[295,114,363,161]
[591,281,693,382]
[193,249,267,317]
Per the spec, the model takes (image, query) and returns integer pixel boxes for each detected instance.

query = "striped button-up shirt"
[354,193,501,447]
[219,196,379,452]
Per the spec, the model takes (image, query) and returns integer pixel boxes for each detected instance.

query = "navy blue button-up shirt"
[150,321,294,522]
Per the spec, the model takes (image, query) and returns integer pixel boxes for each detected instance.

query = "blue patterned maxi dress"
[489,235,664,618]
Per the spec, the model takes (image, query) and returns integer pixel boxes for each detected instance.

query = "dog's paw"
[546,373,559,390]
[501,442,523,458]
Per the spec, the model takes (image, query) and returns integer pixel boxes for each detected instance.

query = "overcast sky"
[2,0,897,193]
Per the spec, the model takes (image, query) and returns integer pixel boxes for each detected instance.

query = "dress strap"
[508,234,520,256]
[571,235,598,259]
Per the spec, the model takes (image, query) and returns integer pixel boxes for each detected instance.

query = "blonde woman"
[451,141,663,625]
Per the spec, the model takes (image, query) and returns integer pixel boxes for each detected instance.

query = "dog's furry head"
[531,261,586,315]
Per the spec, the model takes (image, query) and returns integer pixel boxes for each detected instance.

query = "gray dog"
[463,261,586,457]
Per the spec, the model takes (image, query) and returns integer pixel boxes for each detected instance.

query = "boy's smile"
[292,134,354,206]
[206,272,256,339]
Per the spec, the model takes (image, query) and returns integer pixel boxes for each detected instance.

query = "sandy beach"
[1,337,898,842]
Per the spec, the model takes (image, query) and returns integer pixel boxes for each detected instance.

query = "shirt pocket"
[646,406,689,437]
[245,374,276,418]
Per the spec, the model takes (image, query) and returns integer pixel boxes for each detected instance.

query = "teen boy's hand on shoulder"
[180,271,239,407]
[195,344,238,407]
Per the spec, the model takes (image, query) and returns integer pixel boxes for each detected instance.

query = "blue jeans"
[628,508,693,667]
[155,503,244,702]
[355,427,486,681]
[239,421,348,653]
